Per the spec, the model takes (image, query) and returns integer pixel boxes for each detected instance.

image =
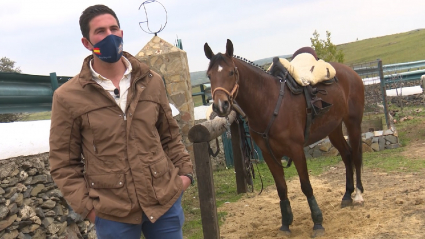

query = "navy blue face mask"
[92,34,123,63]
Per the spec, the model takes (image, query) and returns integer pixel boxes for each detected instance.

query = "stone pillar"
[135,36,195,163]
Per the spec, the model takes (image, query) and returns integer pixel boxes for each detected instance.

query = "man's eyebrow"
[93,25,119,32]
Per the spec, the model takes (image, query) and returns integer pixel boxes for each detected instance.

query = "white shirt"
[90,57,132,113]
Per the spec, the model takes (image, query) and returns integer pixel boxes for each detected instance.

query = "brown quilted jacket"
[49,52,192,224]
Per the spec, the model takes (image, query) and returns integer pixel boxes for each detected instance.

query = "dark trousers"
[95,194,184,239]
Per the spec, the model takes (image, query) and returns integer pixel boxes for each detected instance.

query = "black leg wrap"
[280,199,293,228]
[307,196,323,225]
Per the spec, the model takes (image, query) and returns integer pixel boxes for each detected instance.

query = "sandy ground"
[218,141,425,239]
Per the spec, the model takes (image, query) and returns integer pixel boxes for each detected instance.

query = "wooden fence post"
[188,110,239,239]
[193,142,220,239]
[230,122,248,194]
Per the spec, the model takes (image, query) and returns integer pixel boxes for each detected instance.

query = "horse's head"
[204,39,239,117]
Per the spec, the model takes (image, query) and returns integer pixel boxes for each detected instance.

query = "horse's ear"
[226,39,234,57]
[204,43,214,60]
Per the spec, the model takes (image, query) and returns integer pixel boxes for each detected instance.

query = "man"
[49,5,193,239]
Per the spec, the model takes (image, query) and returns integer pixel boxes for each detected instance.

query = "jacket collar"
[78,51,150,88]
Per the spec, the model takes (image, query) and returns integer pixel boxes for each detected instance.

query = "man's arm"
[49,92,93,219]
[155,77,193,177]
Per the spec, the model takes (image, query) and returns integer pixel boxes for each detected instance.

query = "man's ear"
[81,37,93,51]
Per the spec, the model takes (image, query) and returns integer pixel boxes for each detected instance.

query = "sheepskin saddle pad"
[268,53,336,86]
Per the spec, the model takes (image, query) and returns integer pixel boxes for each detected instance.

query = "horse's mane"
[233,55,268,73]
[207,53,269,74]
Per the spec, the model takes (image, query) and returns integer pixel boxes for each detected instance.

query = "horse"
[204,39,365,237]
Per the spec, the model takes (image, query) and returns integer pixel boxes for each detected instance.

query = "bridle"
[211,59,240,105]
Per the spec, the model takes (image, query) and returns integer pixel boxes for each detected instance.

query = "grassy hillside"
[338,29,425,65]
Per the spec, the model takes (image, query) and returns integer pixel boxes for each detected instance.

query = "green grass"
[20,111,51,121]
[338,29,425,65]
[191,86,205,107]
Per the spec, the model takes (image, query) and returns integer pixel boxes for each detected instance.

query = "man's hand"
[180,175,191,191]
[86,209,96,223]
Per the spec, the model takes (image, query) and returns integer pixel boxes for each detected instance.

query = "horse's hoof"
[311,224,325,238]
[279,225,291,236]
[341,199,353,208]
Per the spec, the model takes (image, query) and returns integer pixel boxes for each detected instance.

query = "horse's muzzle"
[212,99,231,117]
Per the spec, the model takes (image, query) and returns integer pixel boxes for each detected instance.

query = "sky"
[0,0,423,76]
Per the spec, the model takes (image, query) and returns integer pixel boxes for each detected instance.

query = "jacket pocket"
[87,174,131,217]
[149,156,180,205]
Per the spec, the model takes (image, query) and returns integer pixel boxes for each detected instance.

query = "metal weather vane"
[139,0,168,36]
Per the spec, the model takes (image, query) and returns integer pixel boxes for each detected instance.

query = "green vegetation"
[311,30,344,63]
[20,111,51,121]
[191,86,205,107]
[338,29,425,65]
[0,56,21,73]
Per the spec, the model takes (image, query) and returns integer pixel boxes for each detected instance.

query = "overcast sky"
[0,0,423,76]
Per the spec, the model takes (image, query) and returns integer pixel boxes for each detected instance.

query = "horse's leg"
[344,114,364,206]
[262,153,293,235]
[291,146,325,237]
[328,123,355,207]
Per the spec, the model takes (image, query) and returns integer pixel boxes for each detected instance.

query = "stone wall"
[0,153,95,239]
[304,128,400,159]
[388,93,424,107]
[135,36,195,163]
[364,83,384,112]
[364,80,424,112]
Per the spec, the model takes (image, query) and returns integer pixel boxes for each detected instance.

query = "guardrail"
[353,60,425,76]
[384,69,425,85]
[0,72,72,114]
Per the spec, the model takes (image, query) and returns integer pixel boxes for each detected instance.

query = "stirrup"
[312,99,332,117]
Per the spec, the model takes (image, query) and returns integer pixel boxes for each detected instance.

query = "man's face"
[82,13,123,51]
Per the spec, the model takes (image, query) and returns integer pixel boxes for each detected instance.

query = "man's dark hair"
[79,5,120,42]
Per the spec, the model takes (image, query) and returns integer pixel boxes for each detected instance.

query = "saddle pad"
[269,53,336,86]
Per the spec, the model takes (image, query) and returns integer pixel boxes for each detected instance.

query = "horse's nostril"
[212,103,218,112]
[223,101,229,111]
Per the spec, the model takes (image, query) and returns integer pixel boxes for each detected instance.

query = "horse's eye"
[207,75,211,79]
[229,71,234,76]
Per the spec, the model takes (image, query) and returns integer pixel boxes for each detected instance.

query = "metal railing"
[0,72,71,114]
[353,60,425,76]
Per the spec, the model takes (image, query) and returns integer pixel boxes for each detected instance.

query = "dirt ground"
[218,139,425,239]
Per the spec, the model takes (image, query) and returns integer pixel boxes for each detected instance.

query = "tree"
[310,30,344,63]
[0,57,22,73]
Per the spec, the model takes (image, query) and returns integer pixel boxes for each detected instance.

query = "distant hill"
[339,28,425,66]
[190,28,425,86]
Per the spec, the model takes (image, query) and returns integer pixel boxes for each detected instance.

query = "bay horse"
[204,39,365,237]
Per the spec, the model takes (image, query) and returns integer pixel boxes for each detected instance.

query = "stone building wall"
[0,153,96,239]
[135,36,195,162]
